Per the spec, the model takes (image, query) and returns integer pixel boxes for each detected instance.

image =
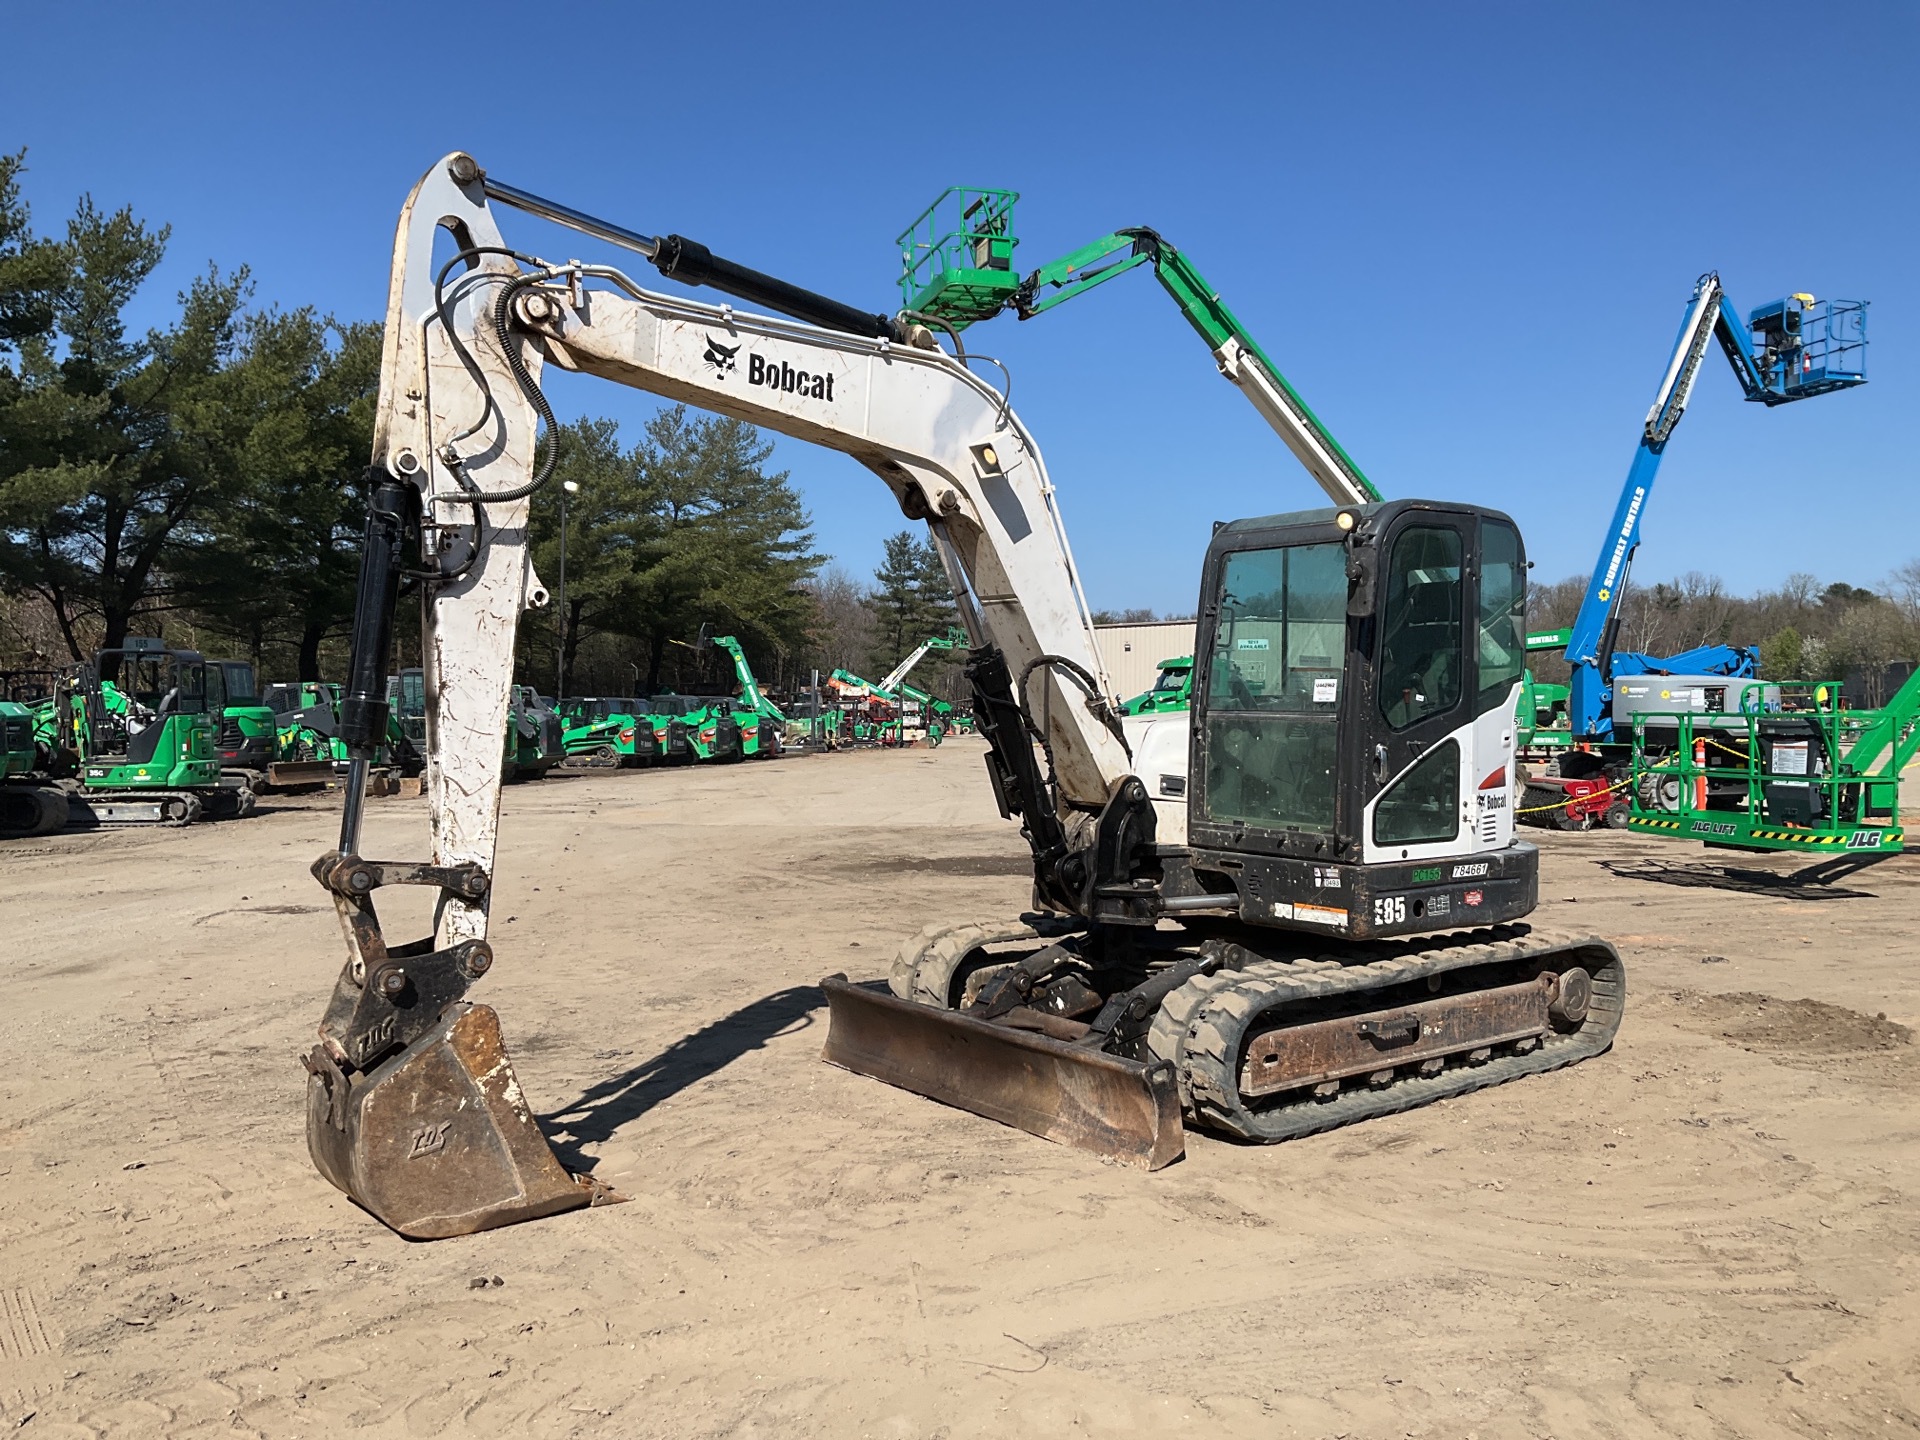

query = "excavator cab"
[1185,500,1536,938]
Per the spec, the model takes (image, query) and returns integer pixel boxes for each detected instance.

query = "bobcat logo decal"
[703,336,739,377]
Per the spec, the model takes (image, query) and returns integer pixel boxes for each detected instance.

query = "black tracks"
[1148,924,1625,1143]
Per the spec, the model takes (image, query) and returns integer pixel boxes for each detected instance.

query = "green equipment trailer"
[66,638,256,825]
[1626,671,1916,855]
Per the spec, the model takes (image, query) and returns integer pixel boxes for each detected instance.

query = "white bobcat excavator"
[303,154,1623,1239]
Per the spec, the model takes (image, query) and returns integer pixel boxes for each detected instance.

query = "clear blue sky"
[5,2,1914,615]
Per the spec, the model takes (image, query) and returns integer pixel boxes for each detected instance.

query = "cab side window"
[1476,519,1526,715]
[1377,526,1462,730]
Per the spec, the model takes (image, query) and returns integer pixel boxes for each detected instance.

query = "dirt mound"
[1671,990,1913,1055]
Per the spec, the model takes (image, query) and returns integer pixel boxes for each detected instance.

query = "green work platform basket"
[897,187,1020,326]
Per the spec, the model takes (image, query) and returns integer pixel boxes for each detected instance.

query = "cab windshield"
[1202,543,1345,832]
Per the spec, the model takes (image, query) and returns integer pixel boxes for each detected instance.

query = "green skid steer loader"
[558,697,660,767]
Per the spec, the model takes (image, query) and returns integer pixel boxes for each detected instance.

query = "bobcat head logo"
[703,336,740,377]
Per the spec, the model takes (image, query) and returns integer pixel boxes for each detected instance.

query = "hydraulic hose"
[453,272,562,503]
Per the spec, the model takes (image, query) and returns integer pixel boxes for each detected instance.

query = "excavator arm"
[305,154,1158,1238]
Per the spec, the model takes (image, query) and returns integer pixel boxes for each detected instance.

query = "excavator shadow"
[538,985,824,1172]
[1597,852,1894,900]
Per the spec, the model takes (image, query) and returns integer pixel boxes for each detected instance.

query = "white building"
[1094,620,1197,701]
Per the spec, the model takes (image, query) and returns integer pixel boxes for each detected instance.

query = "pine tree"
[0,155,255,658]
[866,529,958,683]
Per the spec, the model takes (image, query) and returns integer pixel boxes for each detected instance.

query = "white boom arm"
[374,155,1134,954]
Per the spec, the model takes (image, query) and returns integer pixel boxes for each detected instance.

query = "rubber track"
[75,789,205,826]
[1153,925,1625,1143]
[889,915,1080,1007]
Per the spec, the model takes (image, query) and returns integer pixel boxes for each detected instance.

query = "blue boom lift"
[1526,275,1867,828]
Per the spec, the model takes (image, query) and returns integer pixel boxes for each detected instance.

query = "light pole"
[555,479,579,698]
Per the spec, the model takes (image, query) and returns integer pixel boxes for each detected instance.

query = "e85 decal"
[1373,895,1406,926]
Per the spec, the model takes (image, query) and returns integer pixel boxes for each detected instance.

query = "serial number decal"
[1451,862,1489,879]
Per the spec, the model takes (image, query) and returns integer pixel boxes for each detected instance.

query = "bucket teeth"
[306,1002,603,1238]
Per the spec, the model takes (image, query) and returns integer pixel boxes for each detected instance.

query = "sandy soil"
[3,739,1918,1439]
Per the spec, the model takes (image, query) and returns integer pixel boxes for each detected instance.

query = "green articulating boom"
[712,634,787,757]
[901,189,1556,745]
[1626,671,1917,854]
[824,669,899,745]
[878,628,969,745]
[67,638,255,825]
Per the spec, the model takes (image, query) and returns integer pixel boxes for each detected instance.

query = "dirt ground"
[3,740,1918,1439]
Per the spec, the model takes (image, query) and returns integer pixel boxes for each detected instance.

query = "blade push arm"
[1012,230,1381,507]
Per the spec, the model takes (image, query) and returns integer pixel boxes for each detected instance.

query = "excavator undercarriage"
[825,917,1622,1169]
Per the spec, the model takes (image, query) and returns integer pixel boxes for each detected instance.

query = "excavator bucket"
[306,1003,603,1239]
[820,977,1185,1170]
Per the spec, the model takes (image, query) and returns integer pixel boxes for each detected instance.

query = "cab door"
[1356,515,1473,863]
[1357,511,1528,863]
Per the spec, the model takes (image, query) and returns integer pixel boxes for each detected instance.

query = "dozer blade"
[306,1002,601,1239]
[820,977,1185,1170]
[267,759,339,788]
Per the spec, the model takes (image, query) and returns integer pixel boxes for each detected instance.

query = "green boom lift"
[875,628,968,744]
[712,634,787,757]
[900,189,1555,743]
